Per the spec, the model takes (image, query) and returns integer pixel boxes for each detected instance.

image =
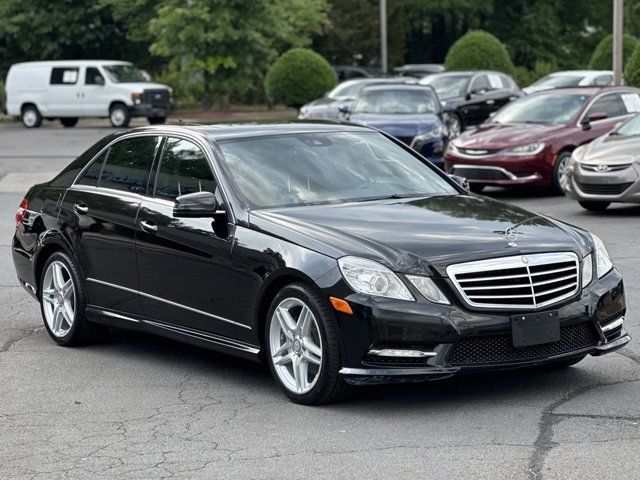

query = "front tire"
[109,103,130,128]
[148,116,167,125]
[60,117,79,128]
[39,251,100,346]
[552,151,572,194]
[265,283,349,405]
[21,105,42,128]
[446,113,463,139]
[579,201,610,212]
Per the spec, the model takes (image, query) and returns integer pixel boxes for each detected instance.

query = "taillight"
[15,199,28,227]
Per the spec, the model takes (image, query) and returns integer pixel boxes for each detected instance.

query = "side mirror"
[448,174,470,191]
[94,76,105,86]
[173,191,220,218]
[588,112,608,122]
[338,103,350,114]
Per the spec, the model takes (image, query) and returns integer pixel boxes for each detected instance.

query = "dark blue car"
[343,84,447,168]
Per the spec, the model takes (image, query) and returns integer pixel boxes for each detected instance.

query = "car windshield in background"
[218,132,456,209]
[530,75,584,88]
[614,113,640,135]
[491,93,590,125]
[352,90,439,114]
[329,81,365,99]
[421,75,471,99]
[103,65,148,83]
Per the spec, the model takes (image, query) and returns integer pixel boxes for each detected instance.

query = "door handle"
[486,99,495,105]
[73,203,88,215]
[139,220,158,233]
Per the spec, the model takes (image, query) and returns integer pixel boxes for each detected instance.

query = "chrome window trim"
[446,252,580,310]
[86,277,251,330]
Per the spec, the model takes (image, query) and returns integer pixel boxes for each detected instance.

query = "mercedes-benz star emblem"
[521,256,529,264]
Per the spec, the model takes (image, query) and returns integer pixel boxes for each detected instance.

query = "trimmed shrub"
[444,30,514,73]
[588,34,638,70]
[265,48,337,109]
[624,43,640,86]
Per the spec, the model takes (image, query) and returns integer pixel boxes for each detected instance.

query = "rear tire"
[147,116,167,125]
[265,283,350,405]
[579,201,610,212]
[551,151,572,194]
[60,117,79,128]
[109,103,130,128]
[39,251,103,346]
[21,105,42,128]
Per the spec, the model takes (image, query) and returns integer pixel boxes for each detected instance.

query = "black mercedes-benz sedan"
[12,123,629,404]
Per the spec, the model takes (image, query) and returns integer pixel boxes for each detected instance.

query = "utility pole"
[613,0,624,85]
[380,0,388,74]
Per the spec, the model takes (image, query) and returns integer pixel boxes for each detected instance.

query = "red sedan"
[445,86,640,193]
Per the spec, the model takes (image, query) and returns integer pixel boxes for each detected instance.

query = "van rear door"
[45,66,82,117]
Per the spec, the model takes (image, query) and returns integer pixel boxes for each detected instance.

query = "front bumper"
[129,102,173,119]
[332,269,629,385]
[445,150,552,186]
[565,162,640,203]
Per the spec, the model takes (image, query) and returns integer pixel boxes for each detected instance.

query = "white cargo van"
[4,60,173,128]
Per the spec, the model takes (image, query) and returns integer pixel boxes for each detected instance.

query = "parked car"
[4,60,173,128]
[523,70,614,94]
[343,84,447,167]
[445,87,640,193]
[393,64,445,78]
[13,123,628,404]
[565,113,640,211]
[298,77,415,121]
[419,70,521,138]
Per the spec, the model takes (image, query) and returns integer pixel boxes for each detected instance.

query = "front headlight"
[338,256,414,301]
[405,275,450,304]
[582,253,593,288]
[502,142,545,156]
[131,92,143,105]
[411,126,445,147]
[591,233,613,278]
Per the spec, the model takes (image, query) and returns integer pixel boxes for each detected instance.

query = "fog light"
[367,348,436,358]
[601,316,624,333]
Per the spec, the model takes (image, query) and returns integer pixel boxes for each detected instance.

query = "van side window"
[76,151,107,187]
[50,67,79,85]
[99,136,161,194]
[154,138,216,201]
[85,67,104,85]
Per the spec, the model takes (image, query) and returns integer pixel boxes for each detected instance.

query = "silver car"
[565,114,640,211]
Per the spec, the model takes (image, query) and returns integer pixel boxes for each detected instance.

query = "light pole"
[380,0,388,73]
[613,0,624,85]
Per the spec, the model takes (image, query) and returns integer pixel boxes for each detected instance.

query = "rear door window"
[470,75,490,93]
[154,138,216,201]
[99,136,161,194]
[50,67,79,85]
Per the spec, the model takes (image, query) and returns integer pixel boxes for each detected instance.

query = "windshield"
[530,74,584,88]
[218,131,456,209]
[491,93,590,125]
[103,64,148,83]
[352,89,439,114]
[421,75,471,99]
[614,113,640,135]
[329,81,367,99]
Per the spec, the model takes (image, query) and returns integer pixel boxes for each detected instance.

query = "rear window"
[50,67,79,85]
[98,136,161,194]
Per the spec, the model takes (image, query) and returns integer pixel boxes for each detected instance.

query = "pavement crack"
[0,327,41,354]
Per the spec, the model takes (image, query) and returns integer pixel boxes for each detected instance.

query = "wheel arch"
[33,236,80,295]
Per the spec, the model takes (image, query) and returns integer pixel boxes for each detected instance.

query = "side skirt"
[85,305,262,363]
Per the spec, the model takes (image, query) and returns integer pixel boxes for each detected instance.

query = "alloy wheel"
[22,109,38,128]
[447,115,462,138]
[557,155,571,190]
[110,107,126,127]
[269,297,323,394]
[41,261,76,337]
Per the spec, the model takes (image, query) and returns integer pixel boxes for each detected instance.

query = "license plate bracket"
[512,311,560,347]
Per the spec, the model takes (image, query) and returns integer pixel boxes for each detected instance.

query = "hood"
[522,85,551,95]
[306,97,342,108]
[581,133,640,164]
[114,82,171,92]
[454,122,566,150]
[348,113,442,138]
[250,195,588,276]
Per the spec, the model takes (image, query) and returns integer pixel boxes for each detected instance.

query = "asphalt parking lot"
[0,122,638,479]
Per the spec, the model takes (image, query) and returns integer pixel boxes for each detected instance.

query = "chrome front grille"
[446,252,580,310]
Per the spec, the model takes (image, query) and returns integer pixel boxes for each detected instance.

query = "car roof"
[430,70,507,76]
[527,86,638,96]
[360,84,434,93]
[10,60,131,68]
[176,122,374,141]
[546,70,612,77]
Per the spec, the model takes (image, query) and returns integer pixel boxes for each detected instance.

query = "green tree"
[445,30,514,73]
[265,48,336,108]
[588,33,639,69]
[624,42,640,86]
[148,0,328,109]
